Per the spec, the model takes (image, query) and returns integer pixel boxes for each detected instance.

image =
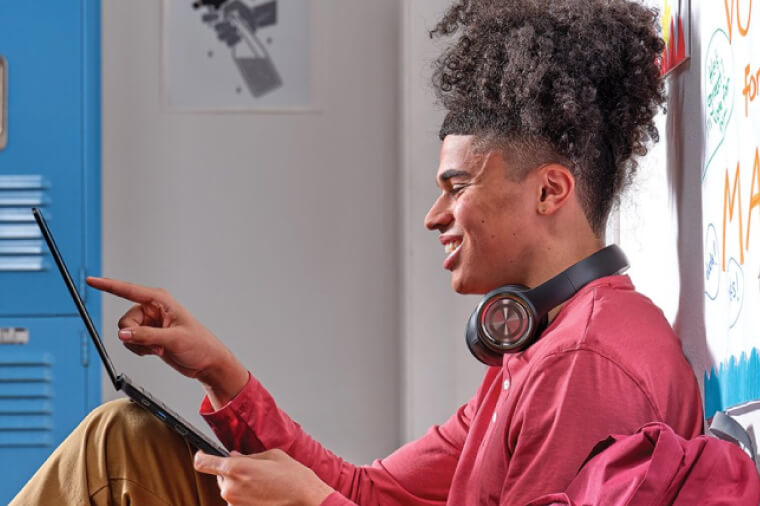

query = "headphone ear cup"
[466,287,539,365]
[466,308,504,366]
[465,246,629,365]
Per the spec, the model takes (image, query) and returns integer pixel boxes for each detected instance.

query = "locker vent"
[0,353,53,447]
[0,175,49,272]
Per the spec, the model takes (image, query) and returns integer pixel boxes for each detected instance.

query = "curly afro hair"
[431,0,666,235]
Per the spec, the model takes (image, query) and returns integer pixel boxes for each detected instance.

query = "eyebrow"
[438,169,471,183]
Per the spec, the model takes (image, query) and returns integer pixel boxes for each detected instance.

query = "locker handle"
[0,55,5,151]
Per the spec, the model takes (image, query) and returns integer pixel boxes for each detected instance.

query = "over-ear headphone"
[466,245,629,366]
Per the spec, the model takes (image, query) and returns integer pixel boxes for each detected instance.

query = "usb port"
[155,410,168,421]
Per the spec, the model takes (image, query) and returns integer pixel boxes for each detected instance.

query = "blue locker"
[0,316,97,502]
[0,0,101,502]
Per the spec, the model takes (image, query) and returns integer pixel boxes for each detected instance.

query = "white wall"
[400,0,488,441]
[101,0,401,464]
[614,2,710,394]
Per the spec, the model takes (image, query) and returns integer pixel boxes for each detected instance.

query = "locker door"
[0,316,89,504]
[0,0,101,500]
[0,0,87,316]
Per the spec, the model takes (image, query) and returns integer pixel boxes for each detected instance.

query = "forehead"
[437,135,481,177]
[438,134,518,186]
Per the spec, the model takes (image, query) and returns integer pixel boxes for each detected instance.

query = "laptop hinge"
[79,267,87,303]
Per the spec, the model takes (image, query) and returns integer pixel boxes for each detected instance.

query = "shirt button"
[492,411,497,423]
[503,379,510,390]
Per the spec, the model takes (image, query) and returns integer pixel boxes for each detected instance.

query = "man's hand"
[194,449,335,506]
[86,276,249,408]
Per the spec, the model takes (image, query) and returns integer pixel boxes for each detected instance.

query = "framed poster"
[163,0,313,111]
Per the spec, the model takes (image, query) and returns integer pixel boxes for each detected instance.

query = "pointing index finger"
[86,277,170,306]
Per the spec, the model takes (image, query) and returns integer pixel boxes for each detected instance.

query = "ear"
[535,164,575,215]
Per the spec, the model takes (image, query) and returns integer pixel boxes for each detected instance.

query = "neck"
[524,235,606,290]
[530,234,607,323]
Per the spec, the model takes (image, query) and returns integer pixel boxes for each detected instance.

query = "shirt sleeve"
[201,372,485,505]
[499,349,661,505]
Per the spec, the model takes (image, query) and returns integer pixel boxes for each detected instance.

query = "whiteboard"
[701,0,760,417]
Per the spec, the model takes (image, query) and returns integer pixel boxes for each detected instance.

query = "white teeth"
[444,241,462,254]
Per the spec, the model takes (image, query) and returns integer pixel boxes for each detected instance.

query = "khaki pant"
[10,399,226,506]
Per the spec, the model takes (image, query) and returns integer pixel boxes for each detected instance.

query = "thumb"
[118,326,175,347]
[193,451,229,476]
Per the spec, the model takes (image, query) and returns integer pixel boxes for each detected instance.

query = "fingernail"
[118,329,133,341]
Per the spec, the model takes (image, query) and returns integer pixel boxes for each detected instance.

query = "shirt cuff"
[199,372,258,438]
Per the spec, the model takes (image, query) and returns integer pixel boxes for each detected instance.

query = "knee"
[86,398,133,422]
[67,399,199,495]
[83,398,177,449]
[86,398,151,430]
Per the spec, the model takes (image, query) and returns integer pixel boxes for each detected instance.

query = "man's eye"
[449,184,467,196]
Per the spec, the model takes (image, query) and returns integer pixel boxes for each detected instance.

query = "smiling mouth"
[442,240,463,270]
[444,240,462,254]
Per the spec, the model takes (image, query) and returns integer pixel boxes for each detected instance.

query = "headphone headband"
[466,245,629,365]
[525,245,629,318]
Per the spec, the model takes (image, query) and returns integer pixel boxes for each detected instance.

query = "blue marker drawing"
[727,257,744,329]
[704,348,760,418]
[704,223,721,300]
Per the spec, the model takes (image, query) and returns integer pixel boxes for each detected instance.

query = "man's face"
[425,135,541,294]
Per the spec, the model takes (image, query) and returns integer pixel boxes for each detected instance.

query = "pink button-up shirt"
[201,275,703,505]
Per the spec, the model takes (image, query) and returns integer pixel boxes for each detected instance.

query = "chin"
[450,275,486,295]
[452,284,469,295]
[450,275,467,294]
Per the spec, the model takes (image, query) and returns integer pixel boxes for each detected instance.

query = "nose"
[425,193,453,231]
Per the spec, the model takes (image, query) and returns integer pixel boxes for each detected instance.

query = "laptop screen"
[32,207,120,386]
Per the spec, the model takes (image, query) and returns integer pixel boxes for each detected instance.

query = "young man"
[13,0,703,504]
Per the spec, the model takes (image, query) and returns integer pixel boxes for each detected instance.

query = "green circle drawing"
[703,29,734,181]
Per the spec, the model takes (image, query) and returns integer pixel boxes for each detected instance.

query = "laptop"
[32,207,229,457]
